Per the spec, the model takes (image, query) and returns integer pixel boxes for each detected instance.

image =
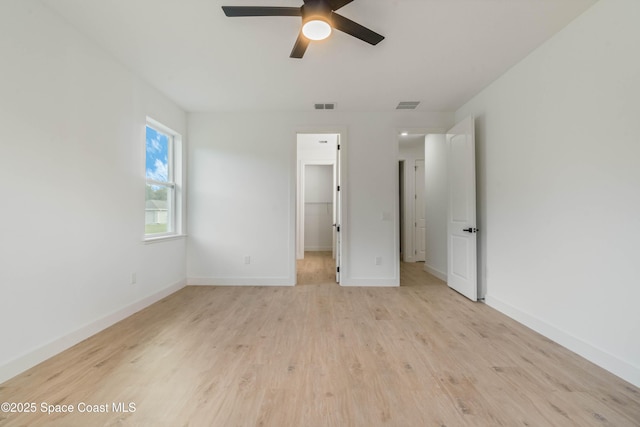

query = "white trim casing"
[341,277,399,287]
[486,295,640,388]
[189,277,295,287]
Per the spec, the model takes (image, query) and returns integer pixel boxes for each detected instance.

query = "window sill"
[143,234,186,245]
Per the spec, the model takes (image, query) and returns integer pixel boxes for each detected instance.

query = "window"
[145,119,181,238]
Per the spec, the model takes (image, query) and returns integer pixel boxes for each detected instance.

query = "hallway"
[296,251,336,285]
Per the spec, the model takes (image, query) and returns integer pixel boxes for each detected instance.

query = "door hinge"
[337,226,340,232]
[337,144,341,150]
[415,250,417,255]
[415,194,417,199]
[337,185,340,191]
[337,266,340,273]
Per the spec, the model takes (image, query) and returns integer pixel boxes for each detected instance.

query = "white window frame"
[144,117,184,242]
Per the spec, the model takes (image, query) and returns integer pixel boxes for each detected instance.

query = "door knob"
[463,228,478,233]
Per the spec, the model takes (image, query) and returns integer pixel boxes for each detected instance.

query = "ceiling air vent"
[396,101,420,110]
[315,103,336,110]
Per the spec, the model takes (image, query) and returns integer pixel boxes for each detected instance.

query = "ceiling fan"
[221,0,385,58]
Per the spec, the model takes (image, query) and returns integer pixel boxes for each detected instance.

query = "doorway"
[296,133,341,285]
[303,164,334,253]
[395,120,478,299]
[398,134,426,266]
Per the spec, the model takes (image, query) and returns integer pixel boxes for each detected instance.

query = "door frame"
[397,155,422,263]
[414,159,426,262]
[294,128,347,285]
[398,160,405,261]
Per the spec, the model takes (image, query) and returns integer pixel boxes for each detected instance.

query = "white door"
[446,116,478,301]
[414,159,426,262]
[334,139,342,283]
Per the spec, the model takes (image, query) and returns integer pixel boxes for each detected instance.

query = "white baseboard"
[485,295,640,388]
[188,277,295,286]
[424,263,447,282]
[341,277,399,287]
[0,279,186,385]
[190,274,403,287]
[304,246,333,252]
[189,276,396,287]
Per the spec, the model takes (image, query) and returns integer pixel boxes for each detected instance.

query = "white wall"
[456,0,640,386]
[305,165,334,203]
[398,137,425,263]
[297,133,338,161]
[0,0,187,383]
[423,134,448,281]
[304,165,334,251]
[187,111,453,287]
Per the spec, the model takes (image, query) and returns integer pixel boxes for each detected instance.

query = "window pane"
[145,125,170,182]
[145,183,172,234]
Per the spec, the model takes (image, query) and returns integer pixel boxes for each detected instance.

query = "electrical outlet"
[244,256,251,265]
[375,256,382,266]
[131,272,137,284]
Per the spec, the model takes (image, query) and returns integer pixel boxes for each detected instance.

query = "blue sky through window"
[146,126,169,182]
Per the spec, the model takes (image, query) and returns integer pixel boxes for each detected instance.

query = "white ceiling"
[41,0,597,113]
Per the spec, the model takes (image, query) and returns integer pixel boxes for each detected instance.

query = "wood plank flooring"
[1,252,639,426]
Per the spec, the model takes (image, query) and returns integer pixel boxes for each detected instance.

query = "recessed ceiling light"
[401,132,409,136]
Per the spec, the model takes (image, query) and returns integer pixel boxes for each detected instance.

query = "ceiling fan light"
[302,18,332,41]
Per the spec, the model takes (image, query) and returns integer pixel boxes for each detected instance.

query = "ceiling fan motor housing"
[302,0,333,26]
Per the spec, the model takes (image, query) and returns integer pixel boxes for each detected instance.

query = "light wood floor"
[1,253,639,426]
[297,251,337,285]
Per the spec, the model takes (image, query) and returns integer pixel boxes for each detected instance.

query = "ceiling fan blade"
[290,32,310,59]
[329,0,354,11]
[222,6,302,17]
[331,12,384,45]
